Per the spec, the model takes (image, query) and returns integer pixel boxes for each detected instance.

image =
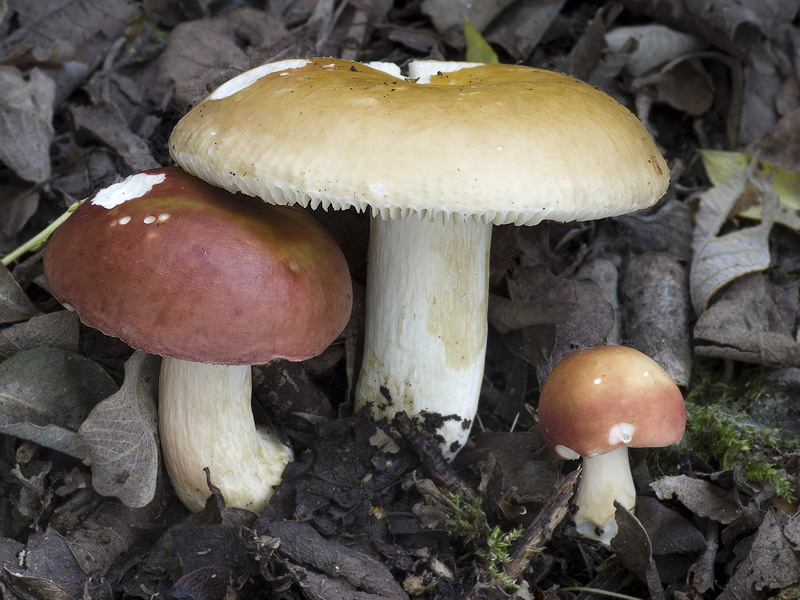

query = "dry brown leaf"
[69,100,158,172]
[421,0,515,48]
[651,475,741,524]
[690,160,777,314]
[718,510,800,599]
[78,351,160,508]
[3,0,138,67]
[0,347,117,459]
[0,184,39,245]
[693,273,800,367]
[0,310,80,359]
[0,67,54,183]
[0,264,39,324]
[605,24,706,77]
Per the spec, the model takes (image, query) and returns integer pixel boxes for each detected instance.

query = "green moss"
[431,489,524,589]
[652,362,798,500]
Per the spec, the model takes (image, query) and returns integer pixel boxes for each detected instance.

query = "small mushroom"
[537,345,686,544]
[168,58,670,458]
[43,167,353,513]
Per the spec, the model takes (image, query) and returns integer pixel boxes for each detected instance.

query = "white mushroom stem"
[573,445,637,545]
[159,358,293,513]
[355,215,491,459]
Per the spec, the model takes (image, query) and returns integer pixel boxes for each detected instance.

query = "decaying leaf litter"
[1,0,800,598]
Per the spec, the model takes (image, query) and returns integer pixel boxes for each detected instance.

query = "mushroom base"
[573,445,636,545]
[159,358,293,513]
[355,215,491,459]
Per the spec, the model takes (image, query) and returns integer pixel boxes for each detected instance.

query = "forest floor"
[1,0,800,599]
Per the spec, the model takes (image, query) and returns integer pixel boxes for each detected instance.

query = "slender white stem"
[159,358,293,513]
[355,215,491,459]
[573,445,636,544]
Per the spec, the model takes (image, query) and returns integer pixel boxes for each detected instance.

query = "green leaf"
[463,15,498,63]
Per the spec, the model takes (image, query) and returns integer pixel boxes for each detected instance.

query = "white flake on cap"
[92,172,167,209]
[208,59,311,100]
[608,422,635,446]
[407,60,483,84]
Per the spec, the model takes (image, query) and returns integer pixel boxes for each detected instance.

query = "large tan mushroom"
[538,345,686,544]
[43,167,353,513]
[169,57,670,458]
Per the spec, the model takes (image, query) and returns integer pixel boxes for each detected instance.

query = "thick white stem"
[573,445,636,544]
[355,216,491,459]
[159,358,293,513]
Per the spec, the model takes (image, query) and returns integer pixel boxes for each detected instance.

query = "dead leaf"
[0,184,39,245]
[155,8,288,112]
[612,503,664,600]
[421,0,514,48]
[78,351,160,508]
[699,149,800,230]
[270,520,407,600]
[2,0,138,67]
[615,199,694,261]
[693,273,800,367]
[654,58,714,116]
[718,510,800,599]
[0,310,80,359]
[0,264,39,324]
[2,528,86,599]
[69,100,158,172]
[486,0,566,62]
[605,24,707,77]
[651,475,741,524]
[690,160,777,314]
[635,496,706,556]
[0,346,117,459]
[0,67,54,182]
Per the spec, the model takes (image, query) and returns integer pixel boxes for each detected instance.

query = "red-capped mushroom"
[537,345,685,544]
[43,167,353,513]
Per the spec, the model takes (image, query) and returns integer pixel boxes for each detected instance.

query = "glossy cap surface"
[538,345,685,459]
[43,167,353,365]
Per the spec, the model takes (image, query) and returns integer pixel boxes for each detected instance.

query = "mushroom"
[43,167,353,513]
[537,345,686,544]
[168,57,670,458]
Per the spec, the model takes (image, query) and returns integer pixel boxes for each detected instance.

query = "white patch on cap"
[158,214,170,222]
[208,59,312,100]
[143,216,156,224]
[593,377,602,385]
[117,216,132,225]
[554,444,581,460]
[364,61,404,78]
[407,60,483,84]
[608,422,635,446]
[91,172,167,209]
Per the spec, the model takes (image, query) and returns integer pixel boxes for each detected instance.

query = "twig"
[502,468,579,581]
[392,411,473,499]
[2,199,84,266]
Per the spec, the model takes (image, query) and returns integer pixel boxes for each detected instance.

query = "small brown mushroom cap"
[43,167,352,365]
[538,345,685,459]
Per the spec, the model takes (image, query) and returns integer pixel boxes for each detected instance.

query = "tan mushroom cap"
[169,58,669,225]
[538,345,686,459]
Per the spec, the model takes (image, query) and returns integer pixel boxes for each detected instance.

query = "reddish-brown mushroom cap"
[43,167,353,364]
[538,345,686,459]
